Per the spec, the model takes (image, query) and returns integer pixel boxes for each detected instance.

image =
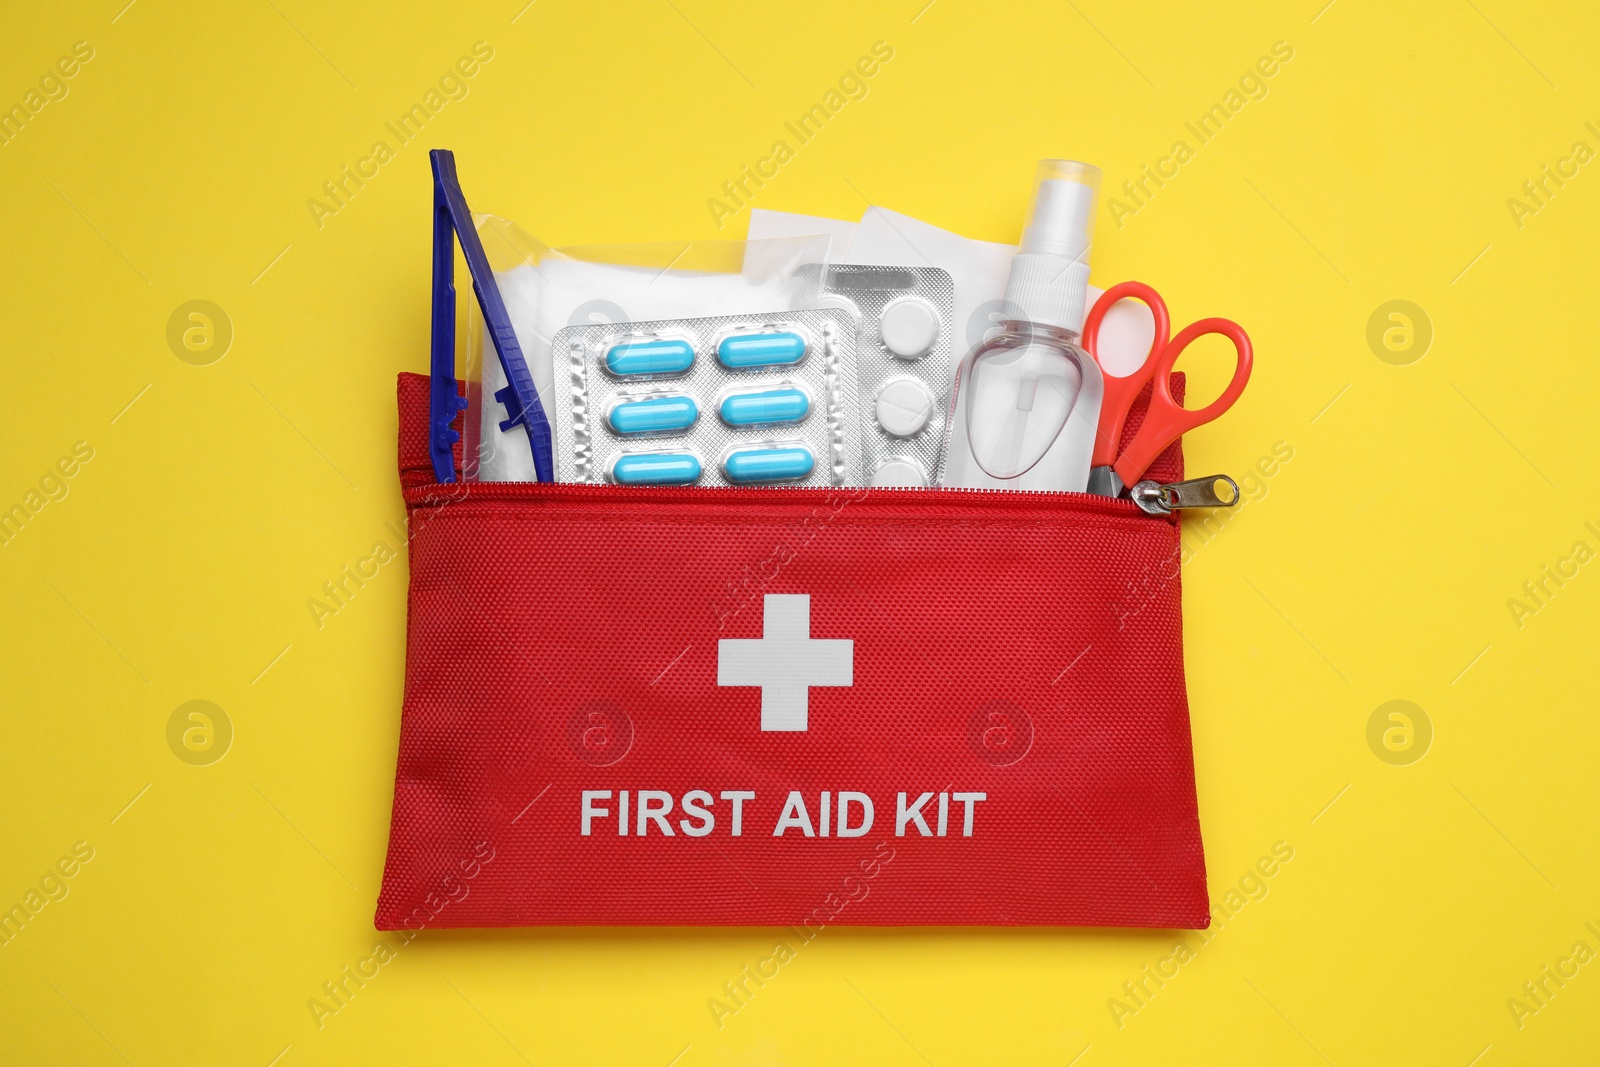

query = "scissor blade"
[1086,465,1124,498]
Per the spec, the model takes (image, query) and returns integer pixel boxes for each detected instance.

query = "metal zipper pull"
[1129,475,1240,515]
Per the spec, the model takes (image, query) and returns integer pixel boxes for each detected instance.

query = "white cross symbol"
[718,594,853,731]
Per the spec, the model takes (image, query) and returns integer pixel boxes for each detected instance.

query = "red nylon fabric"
[377,373,1208,928]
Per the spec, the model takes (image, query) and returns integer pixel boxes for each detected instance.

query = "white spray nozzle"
[1004,160,1102,332]
[1019,160,1100,259]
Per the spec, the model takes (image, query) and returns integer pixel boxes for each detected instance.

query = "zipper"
[404,476,1241,520]
[1128,475,1241,515]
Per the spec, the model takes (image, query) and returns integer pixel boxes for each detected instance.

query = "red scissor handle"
[1082,281,1171,467]
[1111,316,1253,487]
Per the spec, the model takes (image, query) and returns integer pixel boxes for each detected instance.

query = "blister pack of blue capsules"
[548,309,863,486]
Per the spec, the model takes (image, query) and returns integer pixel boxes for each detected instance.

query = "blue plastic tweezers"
[428,149,554,483]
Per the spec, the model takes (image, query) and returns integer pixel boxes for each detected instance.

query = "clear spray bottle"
[942,161,1104,491]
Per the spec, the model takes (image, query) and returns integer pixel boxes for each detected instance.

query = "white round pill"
[878,297,940,360]
[871,456,929,487]
[874,377,935,437]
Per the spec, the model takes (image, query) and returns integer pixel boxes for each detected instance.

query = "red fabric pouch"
[376,372,1208,929]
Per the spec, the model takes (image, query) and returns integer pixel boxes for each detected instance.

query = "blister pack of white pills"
[819,265,955,487]
[549,309,863,487]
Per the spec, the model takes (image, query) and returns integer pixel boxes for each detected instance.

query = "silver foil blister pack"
[822,265,955,487]
[549,309,862,487]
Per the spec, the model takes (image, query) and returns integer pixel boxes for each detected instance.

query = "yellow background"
[3,0,1597,1063]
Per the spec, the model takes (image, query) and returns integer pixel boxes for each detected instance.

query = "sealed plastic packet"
[462,218,831,482]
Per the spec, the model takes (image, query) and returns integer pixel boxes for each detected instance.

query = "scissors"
[1080,280,1253,500]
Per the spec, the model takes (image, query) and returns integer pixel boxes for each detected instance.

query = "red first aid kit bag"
[375,153,1209,929]
[375,371,1209,929]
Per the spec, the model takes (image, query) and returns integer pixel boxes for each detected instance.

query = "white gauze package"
[471,234,829,481]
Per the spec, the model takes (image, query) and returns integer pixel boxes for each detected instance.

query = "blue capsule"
[722,446,816,484]
[610,452,703,485]
[603,337,695,378]
[607,394,699,436]
[715,330,808,369]
[719,387,810,427]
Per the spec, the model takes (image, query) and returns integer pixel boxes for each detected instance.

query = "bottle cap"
[1004,160,1101,332]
